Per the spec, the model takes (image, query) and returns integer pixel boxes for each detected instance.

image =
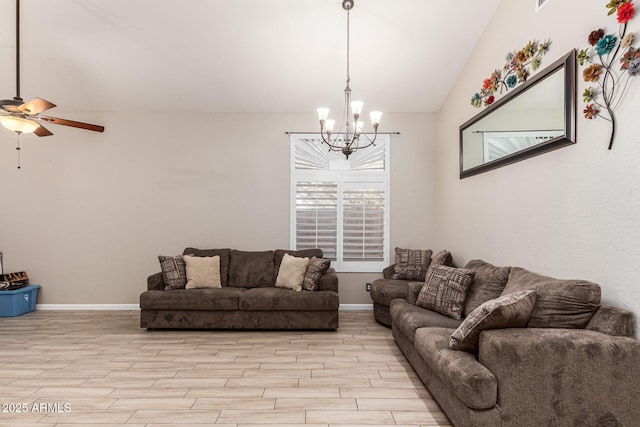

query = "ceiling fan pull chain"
[16,134,21,169]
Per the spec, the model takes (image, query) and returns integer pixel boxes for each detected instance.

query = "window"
[290,134,390,272]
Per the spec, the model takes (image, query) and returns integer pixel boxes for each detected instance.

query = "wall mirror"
[460,50,576,179]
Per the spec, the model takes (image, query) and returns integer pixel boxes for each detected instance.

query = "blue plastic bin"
[0,285,40,317]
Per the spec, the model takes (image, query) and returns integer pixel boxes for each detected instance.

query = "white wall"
[436,0,640,336]
[0,112,436,305]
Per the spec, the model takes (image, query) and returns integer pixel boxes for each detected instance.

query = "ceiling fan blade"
[34,123,53,137]
[18,98,57,115]
[40,116,104,133]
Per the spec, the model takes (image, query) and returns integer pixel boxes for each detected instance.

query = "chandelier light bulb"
[350,100,363,117]
[325,119,335,134]
[317,108,330,122]
[354,121,364,136]
[370,111,382,126]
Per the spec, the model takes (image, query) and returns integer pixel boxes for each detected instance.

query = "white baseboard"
[339,304,373,311]
[36,304,372,311]
[36,304,140,311]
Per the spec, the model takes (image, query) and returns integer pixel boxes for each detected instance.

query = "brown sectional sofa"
[140,248,339,330]
[385,259,640,426]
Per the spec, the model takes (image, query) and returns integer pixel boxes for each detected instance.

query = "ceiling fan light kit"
[316,0,382,159]
[0,0,104,140]
[0,115,39,134]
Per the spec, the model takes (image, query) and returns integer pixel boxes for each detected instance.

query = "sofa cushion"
[450,290,537,352]
[184,255,221,289]
[392,247,433,281]
[370,279,409,306]
[275,254,309,292]
[274,249,323,278]
[183,248,231,287]
[303,257,331,291]
[463,259,511,317]
[239,287,339,311]
[414,327,497,410]
[416,265,475,320]
[390,299,462,343]
[140,288,245,311]
[158,255,187,290]
[503,267,601,328]
[227,250,275,288]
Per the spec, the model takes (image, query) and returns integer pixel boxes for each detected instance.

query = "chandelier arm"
[352,133,378,150]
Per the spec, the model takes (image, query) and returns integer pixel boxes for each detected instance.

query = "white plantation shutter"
[295,181,338,260]
[342,185,386,263]
[290,135,390,272]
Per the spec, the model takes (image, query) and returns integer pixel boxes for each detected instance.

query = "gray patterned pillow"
[158,255,187,290]
[303,257,331,291]
[416,265,475,320]
[450,290,537,352]
[392,247,433,281]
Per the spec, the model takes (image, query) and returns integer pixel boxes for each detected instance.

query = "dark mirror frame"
[459,50,576,179]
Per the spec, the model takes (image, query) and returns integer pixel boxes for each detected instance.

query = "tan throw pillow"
[391,247,433,281]
[276,253,309,292]
[184,255,221,289]
[450,290,537,352]
[302,257,331,291]
[416,265,475,320]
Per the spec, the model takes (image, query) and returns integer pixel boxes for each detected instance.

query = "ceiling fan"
[0,0,104,137]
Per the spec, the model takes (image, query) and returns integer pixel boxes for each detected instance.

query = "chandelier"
[317,0,381,159]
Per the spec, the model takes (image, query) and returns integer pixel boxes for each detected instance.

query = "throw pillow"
[158,255,187,290]
[463,260,511,317]
[302,257,331,291]
[183,248,231,286]
[276,253,310,292]
[227,250,275,288]
[425,249,453,280]
[392,247,433,281]
[450,290,537,352]
[502,267,601,329]
[274,249,323,278]
[416,265,476,320]
[184,255,222,289]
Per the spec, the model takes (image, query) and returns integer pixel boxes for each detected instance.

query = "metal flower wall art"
[471,39,551,108]
[578,0,638,149]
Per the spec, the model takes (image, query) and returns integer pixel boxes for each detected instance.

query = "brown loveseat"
[389,259,640,427]
[140,248,339,330]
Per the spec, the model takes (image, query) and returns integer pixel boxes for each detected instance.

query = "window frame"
[290,134,390,273]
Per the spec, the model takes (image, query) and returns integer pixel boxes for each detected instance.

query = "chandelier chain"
[346,9,350,86]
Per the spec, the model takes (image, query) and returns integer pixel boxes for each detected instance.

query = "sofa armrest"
[382,264,395,279]
[478,328,640,425]
[147,272,165,291]
[586,303,635,337]
[406,282,424,305]
[317,268,338,293]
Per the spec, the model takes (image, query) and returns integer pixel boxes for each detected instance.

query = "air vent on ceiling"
[536,0,550,12]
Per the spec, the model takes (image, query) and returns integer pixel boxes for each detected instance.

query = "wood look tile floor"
[0,310,451,426]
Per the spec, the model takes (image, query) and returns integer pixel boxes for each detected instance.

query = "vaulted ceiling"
[0,0,500,115]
